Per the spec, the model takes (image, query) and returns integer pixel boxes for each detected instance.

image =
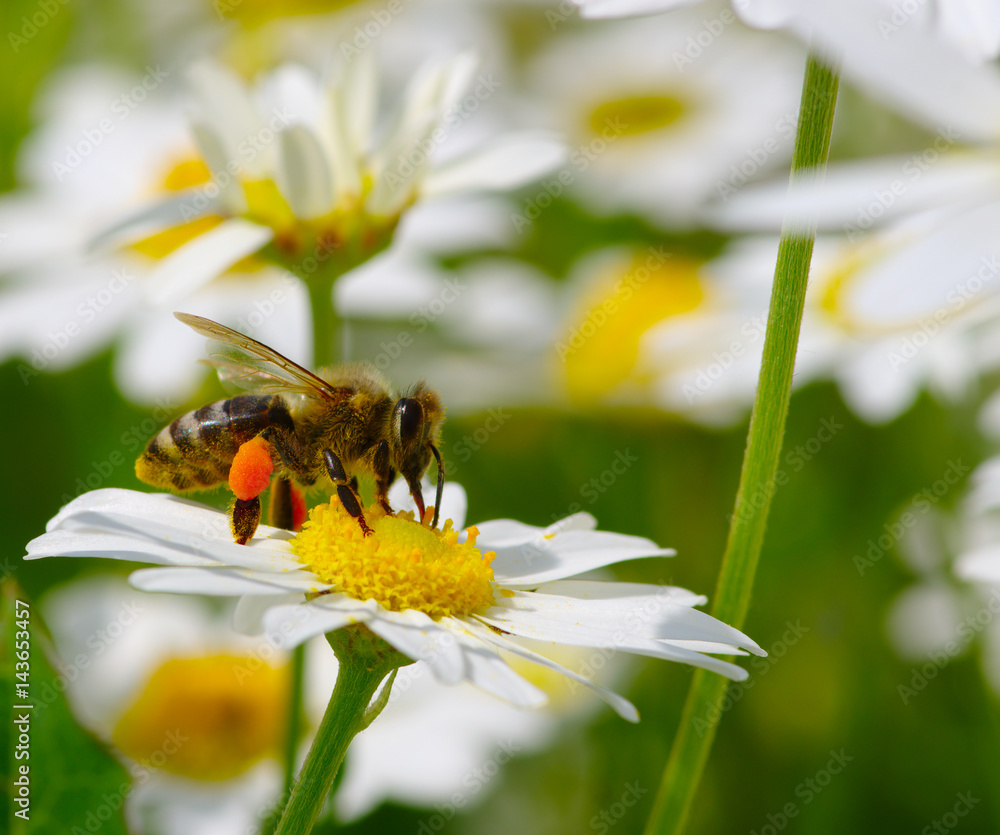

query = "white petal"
[484,589,763,654]
[190,122,247,214]
[188,61,270,178]
[475,600,753,680]
[463,620,639,722]
[233,592,303,634]
[422,133,566,198]
[473,513,597,548]
[28,489,300,572]
[263,599,375,648]
[576,0,700,18]
[488,530,675,587]
[366,611,469,684]
[129,566,322,596]
[387,479,466,529]
[957,547,1000,584]
[535,579,706,608]
[277,125,333,220]
[88,193,221,254]
[147,218,273,305]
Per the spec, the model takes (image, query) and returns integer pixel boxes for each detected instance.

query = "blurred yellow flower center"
[162,157,212,191]
[112,654,288,782]
[587,94,687,138]
[818,241,911,334]
[562,254,705,401]
[293,499,497,619]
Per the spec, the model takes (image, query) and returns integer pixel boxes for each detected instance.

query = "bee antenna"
[429,443,444,529]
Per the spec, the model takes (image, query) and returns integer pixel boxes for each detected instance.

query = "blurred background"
[3,0,1000,833]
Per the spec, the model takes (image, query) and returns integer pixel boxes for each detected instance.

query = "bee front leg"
[372,440,396,516]
[323,450,372,537]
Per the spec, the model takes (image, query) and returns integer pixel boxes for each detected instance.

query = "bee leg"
[232,496,262,545]
[323,449,372,537]
[269,477,295,531]
[372,440,396,516]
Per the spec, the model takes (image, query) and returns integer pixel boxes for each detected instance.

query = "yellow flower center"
[587,93,688,138]
[112,654,289,782]
[563,253,706,401]
[293,499,496,620]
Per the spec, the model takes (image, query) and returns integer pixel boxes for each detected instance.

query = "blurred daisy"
[575,0,1000,68]
[0,59,534,403]
[41,573,610,832]
[516,10,802,224]
[382,245,784,426]
[40,575,290,835]
[725,226,1000,424]
[27,481,765,723]
[104,51,563,304]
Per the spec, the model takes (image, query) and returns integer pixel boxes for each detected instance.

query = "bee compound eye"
[393,398,425,447]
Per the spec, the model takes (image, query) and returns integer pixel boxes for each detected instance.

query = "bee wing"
[176,312,351,403]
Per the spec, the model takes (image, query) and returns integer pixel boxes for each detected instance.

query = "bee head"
[391,383,445,526]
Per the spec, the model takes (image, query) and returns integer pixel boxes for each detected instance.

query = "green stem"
[643,53,840,835]
[282,644,306,798]
[306,272,341,368]
[274,628,410,835]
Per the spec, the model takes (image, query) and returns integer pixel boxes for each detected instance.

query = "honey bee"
[136,313,445,544]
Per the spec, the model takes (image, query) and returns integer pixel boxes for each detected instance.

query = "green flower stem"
[643,53,840,835]
[306,271,341,368]
[274,628,411,835]
[282,643,306,798]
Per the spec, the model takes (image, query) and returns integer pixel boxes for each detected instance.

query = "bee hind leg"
[323,449,372,537]
[232,496,262,545]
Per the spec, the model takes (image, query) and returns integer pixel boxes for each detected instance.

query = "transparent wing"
[176,312,350,402]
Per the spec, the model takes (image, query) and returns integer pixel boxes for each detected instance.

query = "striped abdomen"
[136,394,294,492]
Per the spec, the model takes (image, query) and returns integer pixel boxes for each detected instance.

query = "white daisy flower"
[712,228,1000,425]
[515,10,802,225]
[26,482,765,723]
[371,245,786,426]
[574,0,1000,68]
[40,573,599,833]
[40,575,290,835]
[0,61,530,403]
[103,51,564,304]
